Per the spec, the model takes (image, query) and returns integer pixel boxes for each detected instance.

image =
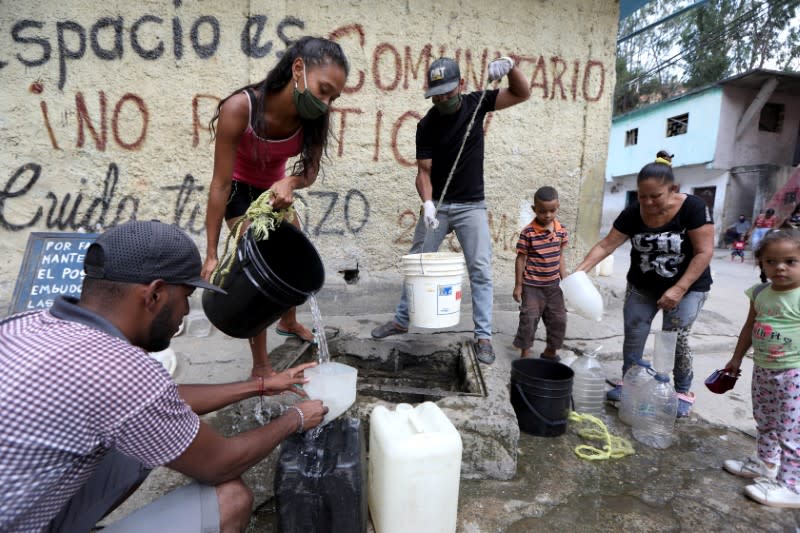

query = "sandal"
[275,326,316,344]
[676,392,695,418]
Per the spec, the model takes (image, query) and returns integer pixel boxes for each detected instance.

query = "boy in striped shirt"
[513,186,568,360]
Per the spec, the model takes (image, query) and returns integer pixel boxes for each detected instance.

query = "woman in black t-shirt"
[575,157,714,418]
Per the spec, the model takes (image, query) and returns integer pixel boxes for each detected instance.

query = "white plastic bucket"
[303,362,358,426]
[595,255,614,277]
[561,271,604,322]
[368,402,462,533]
[401,252,465,329]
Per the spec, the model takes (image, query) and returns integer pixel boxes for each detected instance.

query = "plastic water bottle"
[632,372,678,449]
[619,357,653,426]
[570,347,606,415]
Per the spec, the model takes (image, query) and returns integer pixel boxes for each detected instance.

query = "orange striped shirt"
[517,218,568,286]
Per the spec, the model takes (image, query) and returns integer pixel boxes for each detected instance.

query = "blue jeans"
[622,284,708,393]
[394,201,493,339]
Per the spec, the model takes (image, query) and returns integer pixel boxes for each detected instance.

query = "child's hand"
[723,357,742,376]
[513,286,522,303]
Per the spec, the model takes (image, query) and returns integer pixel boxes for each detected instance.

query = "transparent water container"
[619,357,653,426]
[632,373,678,449]
[652,330,678,375]
[570,347,606,415]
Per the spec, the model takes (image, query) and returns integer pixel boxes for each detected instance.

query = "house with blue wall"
[601,69,800,245]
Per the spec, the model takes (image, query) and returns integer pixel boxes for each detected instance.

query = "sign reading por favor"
[9,232,98,314]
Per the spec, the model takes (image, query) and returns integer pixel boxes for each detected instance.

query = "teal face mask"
[293,63,328,120]
[434,93,461,115]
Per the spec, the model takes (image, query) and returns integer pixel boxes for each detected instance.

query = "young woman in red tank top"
[203,37,349,377]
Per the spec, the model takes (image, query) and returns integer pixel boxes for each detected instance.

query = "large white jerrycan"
[303,362,357,426]
[369,402,462,533]
[401,252,465,329]
[560,271,604,321]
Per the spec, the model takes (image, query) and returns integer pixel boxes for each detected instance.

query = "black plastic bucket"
[510,358,574,437]
[202,223,324,338]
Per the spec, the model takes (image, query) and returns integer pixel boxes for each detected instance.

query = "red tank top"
[232,90,303,189]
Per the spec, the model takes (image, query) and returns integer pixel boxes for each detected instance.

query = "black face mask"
[293,63,328,121]
[434,93,461,115]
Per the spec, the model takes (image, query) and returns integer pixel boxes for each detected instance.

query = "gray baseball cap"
[84,220,226,294]
[425,57,461,98]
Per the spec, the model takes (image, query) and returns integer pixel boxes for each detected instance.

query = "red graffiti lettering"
[331,107,362,157]
[373,42,401,92]
[329,24,365,94]
[404,44,432,90]
[112,93,148,151]
[76,91,107,151]
[391,110,420,167]
[583,60,605,102]
[550,57,568,100]
[192,93,220,148]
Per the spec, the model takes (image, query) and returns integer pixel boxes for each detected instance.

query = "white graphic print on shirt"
[632,230,685,278]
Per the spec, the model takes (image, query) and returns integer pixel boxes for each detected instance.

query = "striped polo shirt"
[517,218,568,286]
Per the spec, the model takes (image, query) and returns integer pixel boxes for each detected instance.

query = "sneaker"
[676,392,695,418]
[744,477,800,508]
[370,321,408,339]
[474,340,495,364]
[606,384,622,403]
[723,456,778,479]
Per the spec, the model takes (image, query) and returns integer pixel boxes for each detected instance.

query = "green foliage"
[614,0,800,113]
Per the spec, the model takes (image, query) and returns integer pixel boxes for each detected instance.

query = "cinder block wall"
[0,0,617,310]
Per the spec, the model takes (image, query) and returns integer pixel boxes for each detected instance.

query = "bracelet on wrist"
[287,405,304,434]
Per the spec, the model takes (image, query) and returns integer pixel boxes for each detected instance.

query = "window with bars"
[759,103,785,133]
[666,113,689,137]
[625,128,638,146]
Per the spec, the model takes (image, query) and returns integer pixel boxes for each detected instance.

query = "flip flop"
[275,327,317,344]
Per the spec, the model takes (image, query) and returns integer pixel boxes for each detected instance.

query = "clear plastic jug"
[368,402,462,533]
[303,362,357,426]
[632,373,678,449]
[652,330,678,375]
[561,271,604,321]
[619,357,653,425]
[570,347,606,415]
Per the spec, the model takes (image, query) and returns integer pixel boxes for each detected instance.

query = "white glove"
[423,200,440,229]
[488,56,514,82]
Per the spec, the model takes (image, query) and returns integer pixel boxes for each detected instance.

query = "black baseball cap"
[84,220,226,294]
[425,57,460,98]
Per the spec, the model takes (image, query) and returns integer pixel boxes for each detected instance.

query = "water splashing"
[308,295,330,364]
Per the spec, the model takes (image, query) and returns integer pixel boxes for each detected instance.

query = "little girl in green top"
[723,228,800,508]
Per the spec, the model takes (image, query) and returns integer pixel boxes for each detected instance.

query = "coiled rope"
[567,411,635,461]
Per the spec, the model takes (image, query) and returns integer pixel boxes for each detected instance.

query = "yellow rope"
[568,411,635,461]
[211,189,296,287]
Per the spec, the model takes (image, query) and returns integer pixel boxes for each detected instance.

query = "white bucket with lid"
[368,402,462,533]
[401,252,465,329]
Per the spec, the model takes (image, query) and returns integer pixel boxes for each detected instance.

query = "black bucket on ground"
[202,223,324,338]
[510,358,574,437]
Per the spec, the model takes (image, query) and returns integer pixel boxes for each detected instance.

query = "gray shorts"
[48,449,220,533]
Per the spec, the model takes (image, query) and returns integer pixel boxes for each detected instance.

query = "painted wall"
[0,0,618,311]
[715,86,800,169]
[606,88,723,180]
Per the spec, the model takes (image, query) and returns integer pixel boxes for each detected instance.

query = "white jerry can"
[368,402,462,533]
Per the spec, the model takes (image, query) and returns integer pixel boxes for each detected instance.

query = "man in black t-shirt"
[371,56,531,364]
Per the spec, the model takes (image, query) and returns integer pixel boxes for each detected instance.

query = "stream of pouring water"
[308,294,330,364]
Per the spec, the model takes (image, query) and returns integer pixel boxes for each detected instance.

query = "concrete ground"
[104,245,800,531]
